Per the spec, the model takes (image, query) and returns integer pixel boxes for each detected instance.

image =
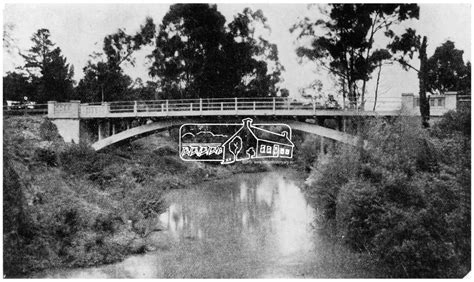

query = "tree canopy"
[426,40,471,95]
[291,4,419,108]
[148,4,283,99]
[75,18,156,102]
[20,29,75,103]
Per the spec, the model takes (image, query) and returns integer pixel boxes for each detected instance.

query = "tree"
[291,4,419,109]
[388,30,430,127]
[426,40,471,95]
[75,60,132,102]
[371,49,392,110]
[227,7,284,97]
[3,72,36,103]
[75,18,156,102]
[148,4,283,99]
[21,29,74,103]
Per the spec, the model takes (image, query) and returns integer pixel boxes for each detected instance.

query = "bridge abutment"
[48,100,82,143]
[52,118,81,143]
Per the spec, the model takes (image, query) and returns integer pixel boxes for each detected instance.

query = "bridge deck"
[48,97,401,119]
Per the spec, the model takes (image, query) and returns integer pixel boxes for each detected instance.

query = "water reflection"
[43,170,318,278]
[159,171,315,256]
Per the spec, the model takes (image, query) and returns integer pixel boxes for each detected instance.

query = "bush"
[153,146,178,156]
[306,116,470,277]
[34,148,58,167]
[39,119,61,141]
[59,144,118,176]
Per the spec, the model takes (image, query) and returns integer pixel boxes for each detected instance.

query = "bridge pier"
[320,137,325,155]
[98,120,111,141]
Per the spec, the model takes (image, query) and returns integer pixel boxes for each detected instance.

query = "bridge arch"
[91,120,182,151]
[91,119,361,151]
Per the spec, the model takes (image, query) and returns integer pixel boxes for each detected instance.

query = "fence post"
[221,102,224,111]
[235,98,238,112]
[253,101,256,111]
[273,97,276,114]
[287,98,290,110]
[199,98,202,113]
[190,102,193,111]
[166,100,169,112]
[134,101,138,115]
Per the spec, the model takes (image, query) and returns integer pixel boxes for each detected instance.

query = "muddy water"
[41,170,377,278]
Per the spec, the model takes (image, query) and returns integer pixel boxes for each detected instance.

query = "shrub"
[431,108,471,137]
[153,145,178,156]
[306,117,470,277]
[59,144,118,176]
[34,148,58,167]
[39,119,61,141]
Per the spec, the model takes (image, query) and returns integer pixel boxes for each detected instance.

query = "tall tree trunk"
[342,77,346,109]
[373,62,382,111]
[418,36,430,128]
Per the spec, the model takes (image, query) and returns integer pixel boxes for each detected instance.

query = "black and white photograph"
[2,1,471,278]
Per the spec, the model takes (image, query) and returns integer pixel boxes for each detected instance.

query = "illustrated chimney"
[243,118,252,127]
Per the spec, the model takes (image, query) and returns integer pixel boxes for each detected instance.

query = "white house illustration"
[221,118,294,164]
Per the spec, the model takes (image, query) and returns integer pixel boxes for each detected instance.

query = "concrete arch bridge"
[46,94,462,151]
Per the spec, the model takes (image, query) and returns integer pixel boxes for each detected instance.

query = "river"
[40,170,377,278]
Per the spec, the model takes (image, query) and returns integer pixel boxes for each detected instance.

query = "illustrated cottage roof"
[221,118,294,147]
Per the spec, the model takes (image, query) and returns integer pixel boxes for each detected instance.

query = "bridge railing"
[104,97,334,115]
[3,103,48,115]
[51,96,407,119]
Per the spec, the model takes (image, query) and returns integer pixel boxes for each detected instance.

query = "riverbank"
[302,111,471,278]
[33,170,382,278]
[3,116,271,277]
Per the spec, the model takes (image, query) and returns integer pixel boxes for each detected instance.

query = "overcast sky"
[2,2,471,107]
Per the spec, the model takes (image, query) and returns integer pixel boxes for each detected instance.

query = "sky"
[2,2,471,108]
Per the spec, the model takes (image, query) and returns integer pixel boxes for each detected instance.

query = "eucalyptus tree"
[148,4,283,99]
[291,4,419,109]
[76,18,156,102]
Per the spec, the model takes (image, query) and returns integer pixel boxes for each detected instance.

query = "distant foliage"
[306,115,470,277]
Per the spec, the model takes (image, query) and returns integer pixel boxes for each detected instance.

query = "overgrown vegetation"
[304,109,470,277]
[3,116,276,277]
[2,117,203,277]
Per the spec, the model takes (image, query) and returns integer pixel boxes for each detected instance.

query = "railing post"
[104,102,109,117]
[253,101,256,111]
[287,98,290,110]
[273,97,276,114]
[235,98,238,111]
[199,98,202,112]
[166,100,169,112]
[134,101,138,115]
[161,103,164,112]
[221,102,224,111]
[313,98,316,112]
[190,103,193,111]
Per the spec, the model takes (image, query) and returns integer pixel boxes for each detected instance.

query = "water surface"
[42,170,376,278]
